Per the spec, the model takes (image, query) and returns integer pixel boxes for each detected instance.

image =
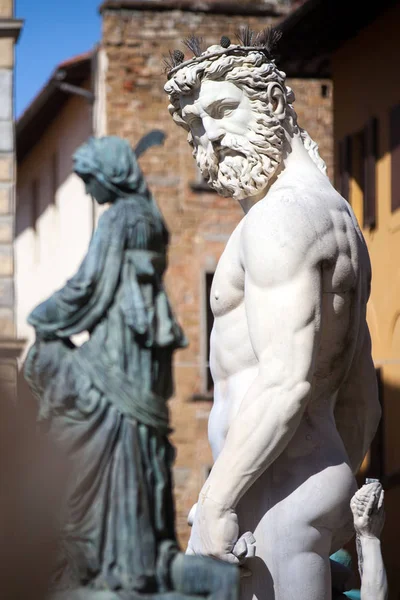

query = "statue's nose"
[203,117,224,143]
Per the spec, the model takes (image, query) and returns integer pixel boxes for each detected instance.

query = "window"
[338,136,352,201]
[363,118,378,229]
[205,272,214,392]
[321,84,329,99]
[390,103,400,212]
[350,131,365,224]
[339,123,377,229]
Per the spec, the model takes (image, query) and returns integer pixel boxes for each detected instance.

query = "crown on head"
[164,26,282,79]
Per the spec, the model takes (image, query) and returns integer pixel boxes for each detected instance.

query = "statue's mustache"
[202,137,253,164]
[212,142,248,161]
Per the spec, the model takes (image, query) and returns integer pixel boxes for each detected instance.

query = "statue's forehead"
[179,80,242,112]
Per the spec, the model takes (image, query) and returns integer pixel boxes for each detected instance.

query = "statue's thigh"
[237,472,342,600]
[240,515,332,600]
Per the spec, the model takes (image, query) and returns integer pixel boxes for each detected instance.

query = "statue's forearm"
[203,376,311,508]
[359,537,387,600]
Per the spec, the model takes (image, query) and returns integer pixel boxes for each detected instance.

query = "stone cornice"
[17,51,92,164]
[0,18,24,42]
[99,0,289,17]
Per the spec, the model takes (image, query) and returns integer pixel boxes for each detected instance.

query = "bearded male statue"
[164,29,382,600]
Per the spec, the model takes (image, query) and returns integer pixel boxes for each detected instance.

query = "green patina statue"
[24,136,238,600]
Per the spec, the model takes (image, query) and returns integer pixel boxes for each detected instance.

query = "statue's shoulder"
[241,188,323,278]
[245,187,318,242]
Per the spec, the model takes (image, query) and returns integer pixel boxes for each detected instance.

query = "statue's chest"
[210,228,245,318]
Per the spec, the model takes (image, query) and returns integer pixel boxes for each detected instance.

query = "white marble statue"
[164,29,381,600]
[351,481,387,600]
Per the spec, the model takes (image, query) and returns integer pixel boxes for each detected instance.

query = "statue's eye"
[214,103,239,119]
[188,116,202,129]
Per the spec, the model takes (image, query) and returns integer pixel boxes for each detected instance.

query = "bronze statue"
[24,136,238,600]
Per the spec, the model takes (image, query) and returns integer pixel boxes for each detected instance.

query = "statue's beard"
[194,116,285,201]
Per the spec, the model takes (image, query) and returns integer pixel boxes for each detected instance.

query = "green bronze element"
[24,136,239,600]
[330,550,361,600]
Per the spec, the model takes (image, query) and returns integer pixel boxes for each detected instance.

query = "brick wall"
[102,2,333,546]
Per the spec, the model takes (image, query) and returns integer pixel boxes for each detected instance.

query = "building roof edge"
[99,0,289,17]
[17,51,93,164]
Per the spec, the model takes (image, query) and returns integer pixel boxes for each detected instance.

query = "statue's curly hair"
[164,49,327,175]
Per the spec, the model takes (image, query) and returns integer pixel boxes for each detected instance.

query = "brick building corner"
[100,0,333,546]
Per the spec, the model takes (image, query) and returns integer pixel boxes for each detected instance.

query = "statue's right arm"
[202,195,321,511]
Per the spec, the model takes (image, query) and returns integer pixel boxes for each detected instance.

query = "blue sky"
[15,0,101,117]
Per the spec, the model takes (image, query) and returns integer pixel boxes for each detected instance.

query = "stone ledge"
[0,338,26,359]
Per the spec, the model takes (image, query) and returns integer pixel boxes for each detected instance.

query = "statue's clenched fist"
[350,481,385,539]
[187,498,255,568]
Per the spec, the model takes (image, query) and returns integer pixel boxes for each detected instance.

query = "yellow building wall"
[333,4,400,595]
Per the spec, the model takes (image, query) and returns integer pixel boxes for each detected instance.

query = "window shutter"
[363,117,378,228]
[339,136,352,202]
[390,103,400,212]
